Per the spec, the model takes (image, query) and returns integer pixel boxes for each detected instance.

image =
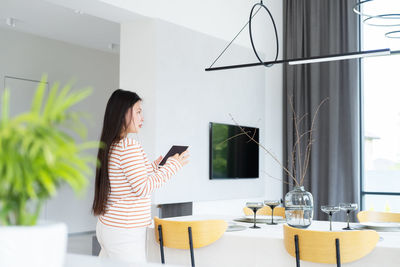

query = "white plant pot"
[0,222,67,267]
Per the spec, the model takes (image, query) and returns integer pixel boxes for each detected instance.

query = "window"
[361,4,400,212]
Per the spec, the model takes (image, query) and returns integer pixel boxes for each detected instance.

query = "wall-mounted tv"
[209,122,259,179]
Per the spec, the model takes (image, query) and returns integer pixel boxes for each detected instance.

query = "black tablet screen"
[159,145,188,166]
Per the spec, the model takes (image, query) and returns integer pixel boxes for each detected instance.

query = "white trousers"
[96,220,147,263]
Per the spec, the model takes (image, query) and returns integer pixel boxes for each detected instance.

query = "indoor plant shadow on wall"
[230,96,328,228]
[0,76,98,267]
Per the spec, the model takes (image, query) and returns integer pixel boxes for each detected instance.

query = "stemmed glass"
[340,203,358,230]
[246,202,264,229]
[264,200,281,225]
[321,205,340,231]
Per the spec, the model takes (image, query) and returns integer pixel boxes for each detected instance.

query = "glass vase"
[284,186,313,228]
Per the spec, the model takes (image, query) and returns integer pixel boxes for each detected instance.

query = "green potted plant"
[0,76,98,267]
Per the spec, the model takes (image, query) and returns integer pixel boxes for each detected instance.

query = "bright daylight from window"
[362,0,400,212]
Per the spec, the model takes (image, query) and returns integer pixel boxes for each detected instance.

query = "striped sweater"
[99,137,182,228]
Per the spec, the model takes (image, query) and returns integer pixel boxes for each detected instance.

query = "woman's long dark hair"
[92,89,142,216]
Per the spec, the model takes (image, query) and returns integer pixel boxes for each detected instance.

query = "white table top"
[232,219,400,249]
[155,214,400,249]
[147,215,400,267]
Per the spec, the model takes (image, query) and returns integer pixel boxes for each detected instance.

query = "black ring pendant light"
[353,0,400,38]
[363,14,400,27]
[205,0,400,71]
[353,0,376,17]
[385,30,400,38]
[249,0,279,67]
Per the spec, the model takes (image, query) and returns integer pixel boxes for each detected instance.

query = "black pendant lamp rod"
[205,0,400,72]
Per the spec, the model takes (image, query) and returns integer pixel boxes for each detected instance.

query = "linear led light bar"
[205,48,399,71]
[288,48,391,65]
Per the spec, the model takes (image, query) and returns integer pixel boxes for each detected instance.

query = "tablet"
[159,145,189,166]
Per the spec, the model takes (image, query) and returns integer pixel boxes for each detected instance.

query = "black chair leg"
[335,238,341,267]
[188,226,195,267]
[294,235,300,267]
[158,225,165,264]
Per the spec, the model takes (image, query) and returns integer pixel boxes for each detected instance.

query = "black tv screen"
[209,122,259,179]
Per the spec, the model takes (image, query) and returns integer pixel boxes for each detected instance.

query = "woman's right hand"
[171,150,189,167]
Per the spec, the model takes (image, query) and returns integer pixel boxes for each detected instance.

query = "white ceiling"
[0,0,279,56]
[0,0,140,53]
[44,0,278,54]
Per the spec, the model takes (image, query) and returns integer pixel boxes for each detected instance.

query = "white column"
[120,19,158,157]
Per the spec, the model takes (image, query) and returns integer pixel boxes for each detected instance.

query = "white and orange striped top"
[99,137,182,228]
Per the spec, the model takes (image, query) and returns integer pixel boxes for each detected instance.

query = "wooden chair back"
[243,206,286,218]
[154,217,227,249]
[283,224,379,264]
[357,211,400,223]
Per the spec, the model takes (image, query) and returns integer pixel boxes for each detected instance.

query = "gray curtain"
[283,0,360,221]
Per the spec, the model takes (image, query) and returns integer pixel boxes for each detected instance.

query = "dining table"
[146,215,400,267]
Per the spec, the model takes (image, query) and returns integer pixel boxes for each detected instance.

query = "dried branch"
[290,148,296,180]
[261,170,290,185]
[288,96,303,184]
[297,113,308,126]
[228,96,327,188]
[249,128,257,143]
[291,129,312,181]
[290,112,296,179]
[289,109,309,180]
[300,142,312,185]
[300,97,329,184]
[229,113,299,186]
[217,131,251,146]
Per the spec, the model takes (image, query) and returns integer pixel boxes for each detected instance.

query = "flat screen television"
[209,122,259,179]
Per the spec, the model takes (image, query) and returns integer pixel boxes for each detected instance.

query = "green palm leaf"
[1,89,10,124]
[0,76,99,225]
[31,76,47,115]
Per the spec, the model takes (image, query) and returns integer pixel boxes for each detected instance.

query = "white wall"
[262,23,284,200]
[263,64,284,200]
[50,0,285,202]
[0,0,283,232]
[0,27,119,233]
[120,18,270,206]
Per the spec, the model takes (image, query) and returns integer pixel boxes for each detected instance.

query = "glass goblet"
[246,202,264,229]
[339,203,358,230]
[264,200,281,225]
[321,205,340,231]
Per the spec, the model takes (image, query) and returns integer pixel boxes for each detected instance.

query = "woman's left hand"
[155,156,163,166]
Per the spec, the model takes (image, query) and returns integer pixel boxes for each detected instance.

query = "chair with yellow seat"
[243,206,286,218]
[283,224,379,267]
[154,217,227,267]
[357,210,400,223]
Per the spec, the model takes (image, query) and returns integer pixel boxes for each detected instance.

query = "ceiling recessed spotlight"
[74,9,84,15]
[6,18,16,27]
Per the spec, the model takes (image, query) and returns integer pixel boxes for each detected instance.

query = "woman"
[92,89,189,263]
